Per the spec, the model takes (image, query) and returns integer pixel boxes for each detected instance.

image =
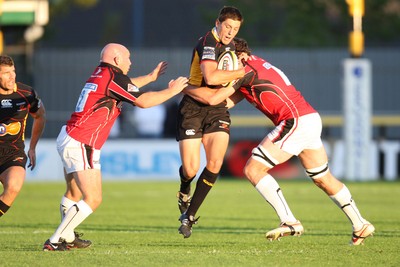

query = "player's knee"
[84,195,102,211]
[206,159,224,173]
[243,161,269,184]
[182,166,198,179]
[243,163,255,179]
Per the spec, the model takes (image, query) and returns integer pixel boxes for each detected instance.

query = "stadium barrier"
[26,137,399,182]
[230,114,400,127]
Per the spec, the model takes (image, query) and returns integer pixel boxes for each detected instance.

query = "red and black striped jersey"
[0,82,41,150]
[66,62,143,149]
[233,55,316,125]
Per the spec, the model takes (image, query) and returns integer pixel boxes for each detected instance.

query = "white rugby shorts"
[56,125,101,173]
[267,113,323,156]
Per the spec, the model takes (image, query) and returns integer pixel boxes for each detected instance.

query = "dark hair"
[234,37,252,56]
[0,55,15,67]
[218,6,243,24]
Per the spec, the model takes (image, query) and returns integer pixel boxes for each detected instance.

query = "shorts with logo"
[0,147,27,174]
[268,112,323,156]
[176,96,231,141]
[57,126,101,174]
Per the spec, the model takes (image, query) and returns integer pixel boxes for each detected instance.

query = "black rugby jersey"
[189,27,235,88]
[0,82,41,150]
[186,27,235,108]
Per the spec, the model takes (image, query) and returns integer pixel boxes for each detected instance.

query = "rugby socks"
[60,196,77,220]
[179,166,194,195]
[50,200,93,243]
[186,167,218,217]
[0,200,10,217]
[255,174,297,223]
[330,185,367,231]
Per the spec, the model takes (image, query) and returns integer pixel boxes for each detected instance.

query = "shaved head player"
[43,43,188,251]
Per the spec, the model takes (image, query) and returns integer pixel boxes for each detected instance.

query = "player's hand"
[168,77,189,92]
[27,149,36,170]
[149,61,168,82]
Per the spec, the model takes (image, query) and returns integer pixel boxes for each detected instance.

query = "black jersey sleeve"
[109,71,143,103]
[28,89,41,113]
[16,82,41,113]
[233,71,254,90]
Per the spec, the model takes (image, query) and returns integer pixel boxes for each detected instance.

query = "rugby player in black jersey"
[176,6,245,238]
[0,55,46,218]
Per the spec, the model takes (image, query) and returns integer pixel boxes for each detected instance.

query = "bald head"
[100,43,131,74]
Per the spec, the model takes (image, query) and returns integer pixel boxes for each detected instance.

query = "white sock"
[50,200,93,243]
[255,174,297,223]
[330,185,367,231]
[60,196,77,221]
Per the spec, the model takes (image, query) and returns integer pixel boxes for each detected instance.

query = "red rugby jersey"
[234,55,316,125]
[66,62,142,149]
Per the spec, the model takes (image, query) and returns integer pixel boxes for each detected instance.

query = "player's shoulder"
[195,31,216,51]
[16,82,32,90]
[248,55,271,68]
[16,82,35,95]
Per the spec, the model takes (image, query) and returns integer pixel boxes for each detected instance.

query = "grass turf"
[1,179,399,266]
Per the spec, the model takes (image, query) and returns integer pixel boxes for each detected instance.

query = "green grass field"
[1,179,399,267]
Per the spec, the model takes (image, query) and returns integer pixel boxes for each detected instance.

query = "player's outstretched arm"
[225,90,244,109]
[184,85,236,106]
[135,76,188,108]
[130,61,168,88]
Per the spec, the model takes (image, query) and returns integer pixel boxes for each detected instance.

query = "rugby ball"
[217,51,239,87]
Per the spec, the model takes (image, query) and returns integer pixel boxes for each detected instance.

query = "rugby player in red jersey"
[43,43,188,251]
[0,55,46,218]
[186,38,374,245]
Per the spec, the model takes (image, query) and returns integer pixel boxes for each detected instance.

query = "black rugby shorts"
[0,147,27,174]
[176,97,231,141]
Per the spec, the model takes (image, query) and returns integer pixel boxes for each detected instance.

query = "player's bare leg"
[58,170,91,249]
[0,166,25,217]
[299,147,375,245]
[44,169,100,251]
[243,138,304,241]
[178,132,229,238]
[177,139,202,214]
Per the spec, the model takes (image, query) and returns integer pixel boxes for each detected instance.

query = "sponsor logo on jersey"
[0,125,6,135]
[1,99,12,108]
[185,129,196,136]
[202,46,216,60]
[91,67,103,78]
[127,84,139,92]
[84,83,98,90]
[263,62,272,69]
[16,101,27,111]
[16,101,26,106]
[0,122,21,136]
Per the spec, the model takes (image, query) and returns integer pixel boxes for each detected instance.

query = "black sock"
[0,200,10,217]
[179,166,194,194]
[186,167,218,217]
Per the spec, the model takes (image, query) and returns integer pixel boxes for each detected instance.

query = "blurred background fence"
[30,47,400,141]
